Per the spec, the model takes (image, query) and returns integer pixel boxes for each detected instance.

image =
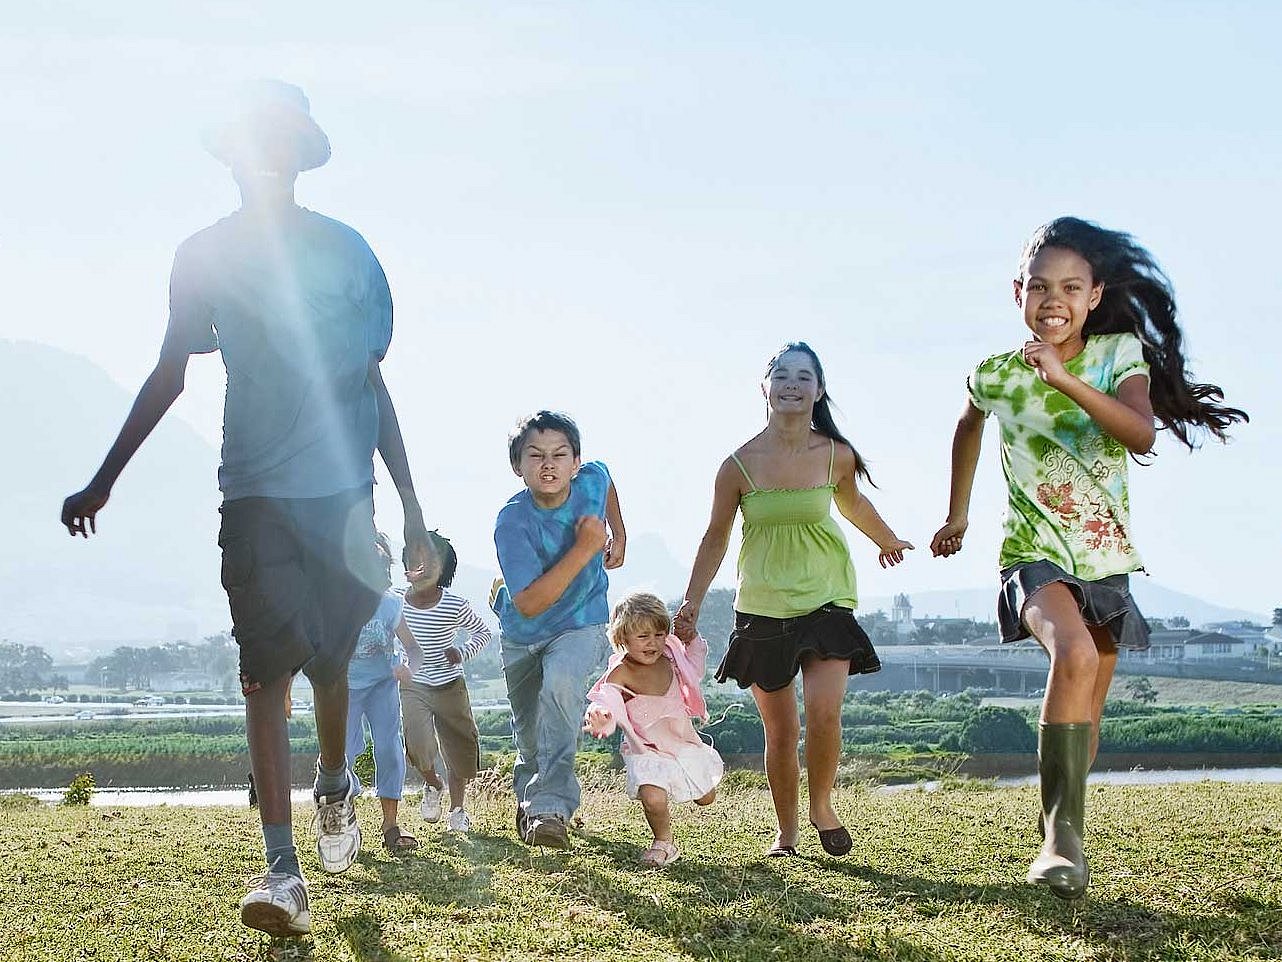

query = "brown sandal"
[382,824,419,852]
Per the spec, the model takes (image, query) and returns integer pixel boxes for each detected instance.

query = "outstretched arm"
[674,458,744,640]
[930,400,987,557]
[832,444,913,568]
[60,334,192,537]
[368,359,435,579]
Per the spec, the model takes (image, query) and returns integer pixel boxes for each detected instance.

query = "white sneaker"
[446,807,472,833]
[240,868,310,936]
[420,786,442,823]
[313,773,361,874]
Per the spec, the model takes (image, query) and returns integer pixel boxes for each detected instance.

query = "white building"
[1122,629,1245,663]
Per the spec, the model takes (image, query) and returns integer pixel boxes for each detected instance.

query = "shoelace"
[314,796,352,835]
[245,866,306,909]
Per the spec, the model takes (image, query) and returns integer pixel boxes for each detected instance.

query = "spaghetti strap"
[730,453,757,491]
[827,438,836,486]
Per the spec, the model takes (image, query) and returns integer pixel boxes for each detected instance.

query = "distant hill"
[862,582,1266,628]
[4,340,1265,658]
[0,340,227,655]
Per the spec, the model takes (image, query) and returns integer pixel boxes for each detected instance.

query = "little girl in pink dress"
[584,592,724,867]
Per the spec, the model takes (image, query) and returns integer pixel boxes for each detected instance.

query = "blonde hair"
[607,592,671,648]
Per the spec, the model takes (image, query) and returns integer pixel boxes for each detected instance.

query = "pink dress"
[586,635,725,803]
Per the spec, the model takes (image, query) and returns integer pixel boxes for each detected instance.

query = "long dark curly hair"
[1020,217,1248,448]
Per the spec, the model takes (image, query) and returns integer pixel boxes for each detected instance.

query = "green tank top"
[730,439,859,618]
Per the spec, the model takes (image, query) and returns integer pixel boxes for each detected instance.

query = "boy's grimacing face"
[515,429,580,500]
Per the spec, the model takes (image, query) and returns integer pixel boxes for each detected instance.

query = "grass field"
[2,778,1279,961]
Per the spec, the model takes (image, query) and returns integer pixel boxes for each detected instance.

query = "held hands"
[403,515,442,586]
[61,483,110,538]
[929,519,968,558]
[673,600,699,642]
[443,646,463,666]
[877,539,915,568]
[393,663,412,683]
[603,531,626,570]
[1022,340,1071,389]
[575,515,608,556]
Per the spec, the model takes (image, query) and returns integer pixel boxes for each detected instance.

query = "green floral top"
[968,332,1150,581]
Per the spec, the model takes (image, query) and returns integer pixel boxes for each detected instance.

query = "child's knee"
[638,785,668,811]
[695,788,716,806]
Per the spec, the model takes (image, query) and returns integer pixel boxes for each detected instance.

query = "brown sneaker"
[525,812,570,849]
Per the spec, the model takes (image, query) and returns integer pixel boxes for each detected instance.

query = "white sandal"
[639,839,680,867]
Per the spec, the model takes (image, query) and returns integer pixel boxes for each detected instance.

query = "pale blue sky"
[4,2,1279,615]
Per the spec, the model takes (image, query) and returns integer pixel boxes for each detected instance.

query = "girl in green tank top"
[675,342,913,858]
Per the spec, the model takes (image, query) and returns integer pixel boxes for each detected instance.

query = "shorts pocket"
[220,538,254,592]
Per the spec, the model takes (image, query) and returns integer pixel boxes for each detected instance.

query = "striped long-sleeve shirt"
[399,588,493,688]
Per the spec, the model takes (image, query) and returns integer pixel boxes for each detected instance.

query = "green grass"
[2,780,1280,961]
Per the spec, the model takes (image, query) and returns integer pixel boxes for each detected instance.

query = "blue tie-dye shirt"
[492,461,611,644]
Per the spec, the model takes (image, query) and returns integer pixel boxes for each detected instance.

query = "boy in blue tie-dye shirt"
[491,411,626,848]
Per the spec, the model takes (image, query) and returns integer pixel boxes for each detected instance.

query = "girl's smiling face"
[1015,246,1103,358]
[763,350,824,414]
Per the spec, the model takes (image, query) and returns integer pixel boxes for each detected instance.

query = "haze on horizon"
[3,2,1278,643]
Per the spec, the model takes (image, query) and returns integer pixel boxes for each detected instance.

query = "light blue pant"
[345,675,406,800]
[501,623,609,819]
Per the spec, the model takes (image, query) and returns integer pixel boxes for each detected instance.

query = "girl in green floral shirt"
[931,217,1247,900]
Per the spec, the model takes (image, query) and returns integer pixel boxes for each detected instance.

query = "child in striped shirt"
[395,531,492,833]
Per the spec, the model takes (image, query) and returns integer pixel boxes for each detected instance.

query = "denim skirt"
[998,559,1150,651]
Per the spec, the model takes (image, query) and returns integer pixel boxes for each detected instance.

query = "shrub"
[957,707,1036,754]
[352,740,375,787]
[62,771,95,806]
[0,792,41,809]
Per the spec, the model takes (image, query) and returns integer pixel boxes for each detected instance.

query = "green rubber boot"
[1027,722,1091,900]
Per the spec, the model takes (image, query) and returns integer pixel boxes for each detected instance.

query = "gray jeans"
[501,624,609,819]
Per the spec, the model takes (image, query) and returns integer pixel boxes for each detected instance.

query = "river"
[11,766,1282,806]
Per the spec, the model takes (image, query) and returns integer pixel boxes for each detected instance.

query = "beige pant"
[400,677,481,781]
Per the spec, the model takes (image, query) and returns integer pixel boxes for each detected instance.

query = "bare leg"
[1087,628,1117,764]
[1023,582,1097,897]
[1025,583,1099,725]
[800,655,850,832]
[379,796,399,831]
[638,785,672,843]
[245,674,294,826]
[311,675,351,774]
[447,772,468,811]
[695,788,716,806]
[751,681,801,850]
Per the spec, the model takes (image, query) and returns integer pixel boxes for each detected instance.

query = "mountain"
[0,340,228,654]
[4,340,1265,657]
[862,582,1266,628]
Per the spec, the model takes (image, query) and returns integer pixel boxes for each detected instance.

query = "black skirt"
[716,604,881,692]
